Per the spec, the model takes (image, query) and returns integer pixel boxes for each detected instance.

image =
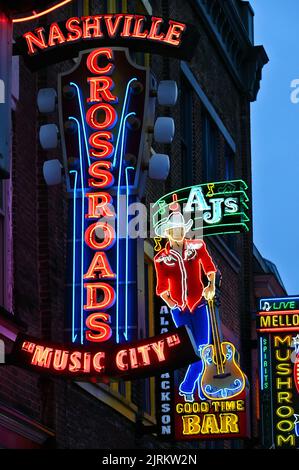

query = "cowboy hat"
[155,212,193,238]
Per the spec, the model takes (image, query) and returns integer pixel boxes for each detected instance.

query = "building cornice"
[191,0,269,101]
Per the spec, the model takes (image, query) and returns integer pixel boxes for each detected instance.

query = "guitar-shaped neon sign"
[57,47,151,346]
[200,298,246,400]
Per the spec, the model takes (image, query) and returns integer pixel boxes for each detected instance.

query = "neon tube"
[260,337,264,391]
[112,78,137,169]
[69,170,78,343]
[69,116,85,344]
[12,0,73,23]
[116,112,136,343]
[70,82,91,167]
[124,166,134,341]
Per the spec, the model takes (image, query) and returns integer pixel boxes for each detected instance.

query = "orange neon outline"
[89,131,114,159]
[131,15,148,39]
[86,48,114,75]
[116,350,129,371]
[23,28,47,55]
[84,283,115,311]
[12,0,73,23]
[104,14,124,38]
[93,351,105,372]
[120,15,135,38]
[48,22,66,47]
[85,192,114,219]
[85,222,115,250]
[86,103,118,131]
[82,15,104,39]
[257,327,299,333]
[87,77,117,104]
[258,310,299,315]
[86,312,112,342]
[164,20,186,47]
[147,17,165,42]
[66,17,82,42]
[84,252,116,280]
[88,161,114,189]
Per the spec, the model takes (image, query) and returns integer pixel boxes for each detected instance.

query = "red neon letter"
[69,351,82,372]
[164,21,186,46]
[31,346,53,369]
[66,17,83,42]
[84,252,116,280]
[86,103,118,130]
[86,312,112,342]
[86,48,114,75]
[48,22,66,47]
[89,131,114,159]
[151,341,166,362]
[85,192,115,218]
[53,350,69,371]
[137,345,151,366]
[85,222,115,250]
[23,28,47,55]
[82,15,103,39]
[87,77,118,104]
[116,350,128,371]
[84,283,115,310]
[147,17,165,42]
[88,161,114,189]
[131,15,148,39]
[93,351,106,372]
[104,15,123,38]
[120,15,135,38]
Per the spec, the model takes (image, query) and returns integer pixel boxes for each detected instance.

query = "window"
[180,76,193,186]
[202,113,218,182]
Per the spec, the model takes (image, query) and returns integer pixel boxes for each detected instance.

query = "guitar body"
[201,341,246,400]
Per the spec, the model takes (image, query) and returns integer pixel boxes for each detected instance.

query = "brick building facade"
[0,0,269,449]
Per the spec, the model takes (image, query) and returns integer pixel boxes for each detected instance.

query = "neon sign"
[152,180,249,240]
[153,203,249,440]
[57,47,150,346]
[13,15,200,70]
[258,296,299,448]
[9,327,198,380]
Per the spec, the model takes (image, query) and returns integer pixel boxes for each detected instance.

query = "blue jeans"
[171,301,210,398]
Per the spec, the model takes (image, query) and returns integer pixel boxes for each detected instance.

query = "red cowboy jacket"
[154,239,217,312]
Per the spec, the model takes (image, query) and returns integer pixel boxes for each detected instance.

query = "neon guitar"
[200,298,246,400]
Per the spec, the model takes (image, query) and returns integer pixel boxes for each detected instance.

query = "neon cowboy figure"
[154,211,217,402]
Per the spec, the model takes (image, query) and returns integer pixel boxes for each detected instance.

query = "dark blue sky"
[250,0,299,294]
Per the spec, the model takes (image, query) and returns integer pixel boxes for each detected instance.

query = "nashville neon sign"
[22,15,187,55]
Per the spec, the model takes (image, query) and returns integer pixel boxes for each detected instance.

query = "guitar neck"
[208,299,224,374]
